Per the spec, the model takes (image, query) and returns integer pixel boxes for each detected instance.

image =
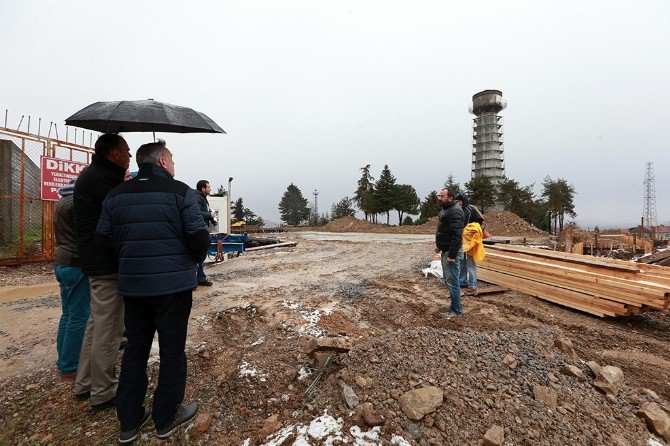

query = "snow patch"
[297,366,312,381]
[238,361,267,381]
[390,435,413,446]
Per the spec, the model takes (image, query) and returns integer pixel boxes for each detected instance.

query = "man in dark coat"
[73,133,131,409]
[96,140,209,443]
[435,188,464,317]
[194,179,216,286]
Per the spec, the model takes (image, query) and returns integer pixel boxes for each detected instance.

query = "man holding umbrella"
[73,133,130,410]
[96,139,209,442]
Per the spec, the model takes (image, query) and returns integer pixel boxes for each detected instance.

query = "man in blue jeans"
[435,188,464,317]
[54,180,90,379]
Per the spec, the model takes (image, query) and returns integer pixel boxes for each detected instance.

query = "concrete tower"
[469,90,507,184]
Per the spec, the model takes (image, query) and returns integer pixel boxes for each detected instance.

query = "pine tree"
[373,165,397,225]
[393,184,420,225]
[354,164,375,221]
[233,197,245,222]
[417,191,441,225]
[465,176,497,212]
[444,173,461,194]
[331,196,356,219]
[278,183,310,226]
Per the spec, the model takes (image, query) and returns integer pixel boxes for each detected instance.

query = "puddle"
[0,283,59,303]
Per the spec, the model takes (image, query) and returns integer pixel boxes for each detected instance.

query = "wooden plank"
[485,248,670,288]
[484,253,669,300]
[489,245,641,272]
[478,269,616,317]
[474,286,507,296]
[479,262,638,312]
[481,258,664,309]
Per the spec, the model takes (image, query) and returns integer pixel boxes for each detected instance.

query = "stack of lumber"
[478,245,670,317]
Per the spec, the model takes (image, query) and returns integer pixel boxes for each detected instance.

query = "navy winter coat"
[96,163,210,297]
[435,201,464,259]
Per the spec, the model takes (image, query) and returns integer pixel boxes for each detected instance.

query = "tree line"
[277,166,577,234]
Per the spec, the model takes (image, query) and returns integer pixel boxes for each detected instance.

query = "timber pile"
[478,245,670,317]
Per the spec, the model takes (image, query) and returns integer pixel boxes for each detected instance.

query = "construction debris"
[479,245,670,317]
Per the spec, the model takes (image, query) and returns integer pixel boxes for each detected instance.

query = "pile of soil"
[321,212,549,239]
[322,216,381,233]
[483,211,549,238]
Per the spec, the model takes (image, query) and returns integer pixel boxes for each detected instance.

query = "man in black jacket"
[435,188,464,317]
[73,133,131,410]
[96,140,209,443]
[195,179,216,286]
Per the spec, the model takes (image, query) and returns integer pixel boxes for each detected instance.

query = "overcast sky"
[1,0,668,228]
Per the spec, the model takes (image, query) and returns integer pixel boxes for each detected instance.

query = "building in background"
[469,90,507,184]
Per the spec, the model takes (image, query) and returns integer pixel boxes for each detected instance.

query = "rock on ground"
[398,386,444,421]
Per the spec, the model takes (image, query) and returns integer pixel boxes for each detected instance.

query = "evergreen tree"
[542,177,577,234]
[443,173,461,194]
[416,191,441,225]
[211,185,227,197]
[402,216,414,226]
[354,164,375,221]
[331,196,356,219]
[233,197,245,222]
[278,183,310,226]
[465,176,497,212]
[373,165,397,225]
[393,184,420,225]
[319,212,331,226]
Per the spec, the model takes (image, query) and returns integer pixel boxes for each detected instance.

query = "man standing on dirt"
[195,179,216,287]
[73,133,131,410]
[96,140,209,443]
[435,188,464,317]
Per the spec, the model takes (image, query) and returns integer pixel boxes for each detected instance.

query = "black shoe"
[155,402,198,439]
[75,391,90,401]
[198,280,213,287]
[92,397,116,412]
[119,406,151,444]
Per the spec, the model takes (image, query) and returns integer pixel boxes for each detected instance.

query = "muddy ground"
[0,232,669,445]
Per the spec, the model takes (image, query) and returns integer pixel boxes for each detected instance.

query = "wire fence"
[0,126,93,265]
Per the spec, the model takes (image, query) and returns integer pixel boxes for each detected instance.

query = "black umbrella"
[65,99,225,134]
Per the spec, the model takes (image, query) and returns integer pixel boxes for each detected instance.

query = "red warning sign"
[40,156,88,201]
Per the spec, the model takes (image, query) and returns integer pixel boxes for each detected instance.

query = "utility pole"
[312,189,319,226]
[643,162,658,228]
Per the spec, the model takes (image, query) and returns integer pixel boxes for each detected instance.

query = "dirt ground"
[0,232,669,445]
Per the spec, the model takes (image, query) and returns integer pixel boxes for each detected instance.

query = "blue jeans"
[459,253,477,288]
[54,264,91,373]
[196,262,207,283]
[441,249,463,315]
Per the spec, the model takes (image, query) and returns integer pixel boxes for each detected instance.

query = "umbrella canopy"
[65,99,225,134]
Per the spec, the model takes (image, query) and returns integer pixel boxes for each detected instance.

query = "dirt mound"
[322,216,381,232]
[483,211,550,237]
[321,213,548,238]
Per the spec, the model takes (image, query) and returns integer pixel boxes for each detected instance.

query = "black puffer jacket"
[435,201,464,259]
[96,164,210,297]
[195,191,216,226]
[73,155,126,275]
